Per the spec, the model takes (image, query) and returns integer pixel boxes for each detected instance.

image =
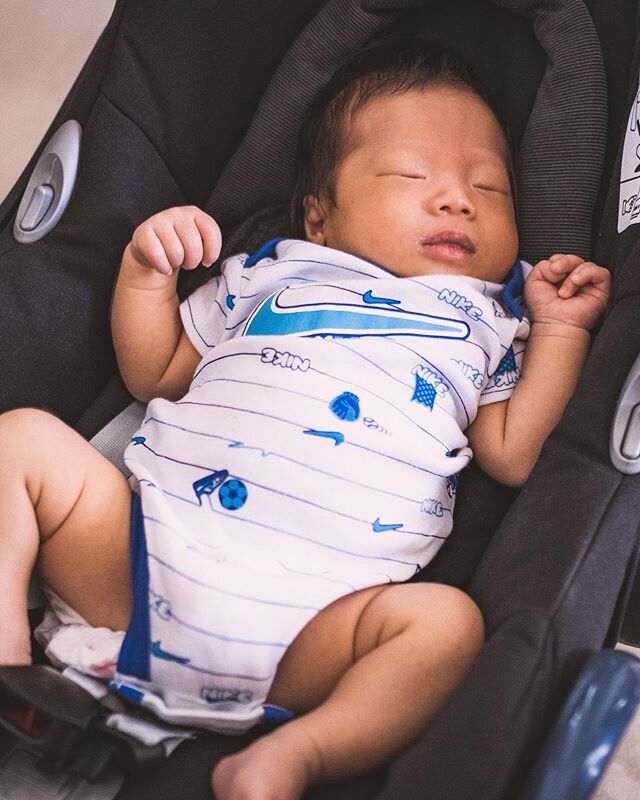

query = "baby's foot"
[212,728,320,800]
[0,626,32,665]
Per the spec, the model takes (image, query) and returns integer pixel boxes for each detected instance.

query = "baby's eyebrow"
[467,151,510,171]
[466,142,512,169]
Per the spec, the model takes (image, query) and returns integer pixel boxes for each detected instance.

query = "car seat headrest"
[206,0,606,264]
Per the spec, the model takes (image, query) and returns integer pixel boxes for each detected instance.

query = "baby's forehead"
[342,85,510,168]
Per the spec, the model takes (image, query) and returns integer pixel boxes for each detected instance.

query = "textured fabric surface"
[0,0,326,423]
[494,0,607,261]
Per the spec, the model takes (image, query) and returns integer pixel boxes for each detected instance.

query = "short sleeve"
[478,339,525,406]
[479,313,530,406]
[179,254,247,355]
[478,260,532,407]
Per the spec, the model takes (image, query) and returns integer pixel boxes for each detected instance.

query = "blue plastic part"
[524,650,640,800]
[261,704,295,730]
[243,237,285,267]
[501,260,525,320]
[109,682,145,706]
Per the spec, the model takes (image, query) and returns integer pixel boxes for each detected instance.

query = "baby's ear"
[303,195,328,245]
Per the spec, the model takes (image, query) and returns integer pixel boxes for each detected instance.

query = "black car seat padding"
[0,0,327,424]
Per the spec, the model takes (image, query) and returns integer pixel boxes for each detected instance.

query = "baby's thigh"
[19,410,134,632]
[266,584,387,714]
[266,582,483,715]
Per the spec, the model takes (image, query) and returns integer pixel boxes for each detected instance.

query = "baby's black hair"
[290,35,513,236]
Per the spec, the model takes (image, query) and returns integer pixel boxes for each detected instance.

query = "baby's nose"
[437,192,474,216]
[440,200,472,216]
[429,183,475,217]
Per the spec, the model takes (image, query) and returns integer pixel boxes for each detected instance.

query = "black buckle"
[0,665,167,778]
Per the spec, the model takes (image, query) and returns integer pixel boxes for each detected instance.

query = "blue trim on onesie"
[261,704,295,730]
[244,238,285,268]
[501,260,525,320]
[117,492,151,680]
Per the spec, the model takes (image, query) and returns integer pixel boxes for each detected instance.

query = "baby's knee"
[435,584,484,653]
[395,583,484,654]
[1,407,57,432]
[0,408,65,457]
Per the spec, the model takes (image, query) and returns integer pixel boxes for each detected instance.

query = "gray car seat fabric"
[0,0,327,426]
[207,0,606,265]
[493,0,607,261]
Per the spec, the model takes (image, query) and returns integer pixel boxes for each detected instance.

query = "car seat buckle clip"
[0,665,185,784]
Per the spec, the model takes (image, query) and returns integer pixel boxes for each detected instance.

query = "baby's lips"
[420,229,477,253]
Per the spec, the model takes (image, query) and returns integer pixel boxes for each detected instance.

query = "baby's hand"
[524,254,610,330]
[129,206,222,276]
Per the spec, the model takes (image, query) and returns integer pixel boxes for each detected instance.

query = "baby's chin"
[387,255,475,280]
[404,255,514,283]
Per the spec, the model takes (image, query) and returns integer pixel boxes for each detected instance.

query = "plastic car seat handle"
[611,351,640,473]
[13,119,82,244]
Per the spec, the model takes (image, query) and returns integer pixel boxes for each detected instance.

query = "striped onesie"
[113,238,530,732]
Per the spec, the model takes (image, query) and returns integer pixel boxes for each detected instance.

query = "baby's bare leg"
[0,409,133,664]
[213,582,483,800]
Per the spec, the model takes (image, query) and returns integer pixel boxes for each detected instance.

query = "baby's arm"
[111,206,221,402]
[467,255,610,487]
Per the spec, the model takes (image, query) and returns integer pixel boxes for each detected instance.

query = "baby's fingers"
[192,210,222,268]
[173,217,206,270]
[558,262,610,298]
[130,223,175,275]
[549,254,585,268]
[532,254,584,284]
[170,208,221,270]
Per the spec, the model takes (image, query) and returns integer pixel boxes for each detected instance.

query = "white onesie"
[108,239,530,732]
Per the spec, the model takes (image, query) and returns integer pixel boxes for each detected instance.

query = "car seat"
[2,0,640,798]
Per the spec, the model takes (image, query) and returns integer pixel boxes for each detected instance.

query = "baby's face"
[304,84,519,283]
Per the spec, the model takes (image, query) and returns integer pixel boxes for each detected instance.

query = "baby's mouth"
[419,231,477,262]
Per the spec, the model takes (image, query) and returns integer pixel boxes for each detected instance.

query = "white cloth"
[111,239,529,731]
[34,587,124,678]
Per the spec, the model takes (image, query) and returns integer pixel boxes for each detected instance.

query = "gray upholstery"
[494,0,607,261]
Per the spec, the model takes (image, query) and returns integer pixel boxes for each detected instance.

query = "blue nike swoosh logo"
[372,518,404,533]
[229,440,271,456]
[362,290,401,306]
[243,288,469,340]
[150,641,191,664]
[303,429,344,445]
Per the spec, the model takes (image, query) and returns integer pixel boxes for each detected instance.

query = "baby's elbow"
[119,374,156,405]
[482,456,533,489]
[499,466,530,489]
[126,383,153,405]
[125,376,185,405]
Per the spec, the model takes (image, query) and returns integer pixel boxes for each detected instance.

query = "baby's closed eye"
[377,172,426,180]
[472,182,510,195]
